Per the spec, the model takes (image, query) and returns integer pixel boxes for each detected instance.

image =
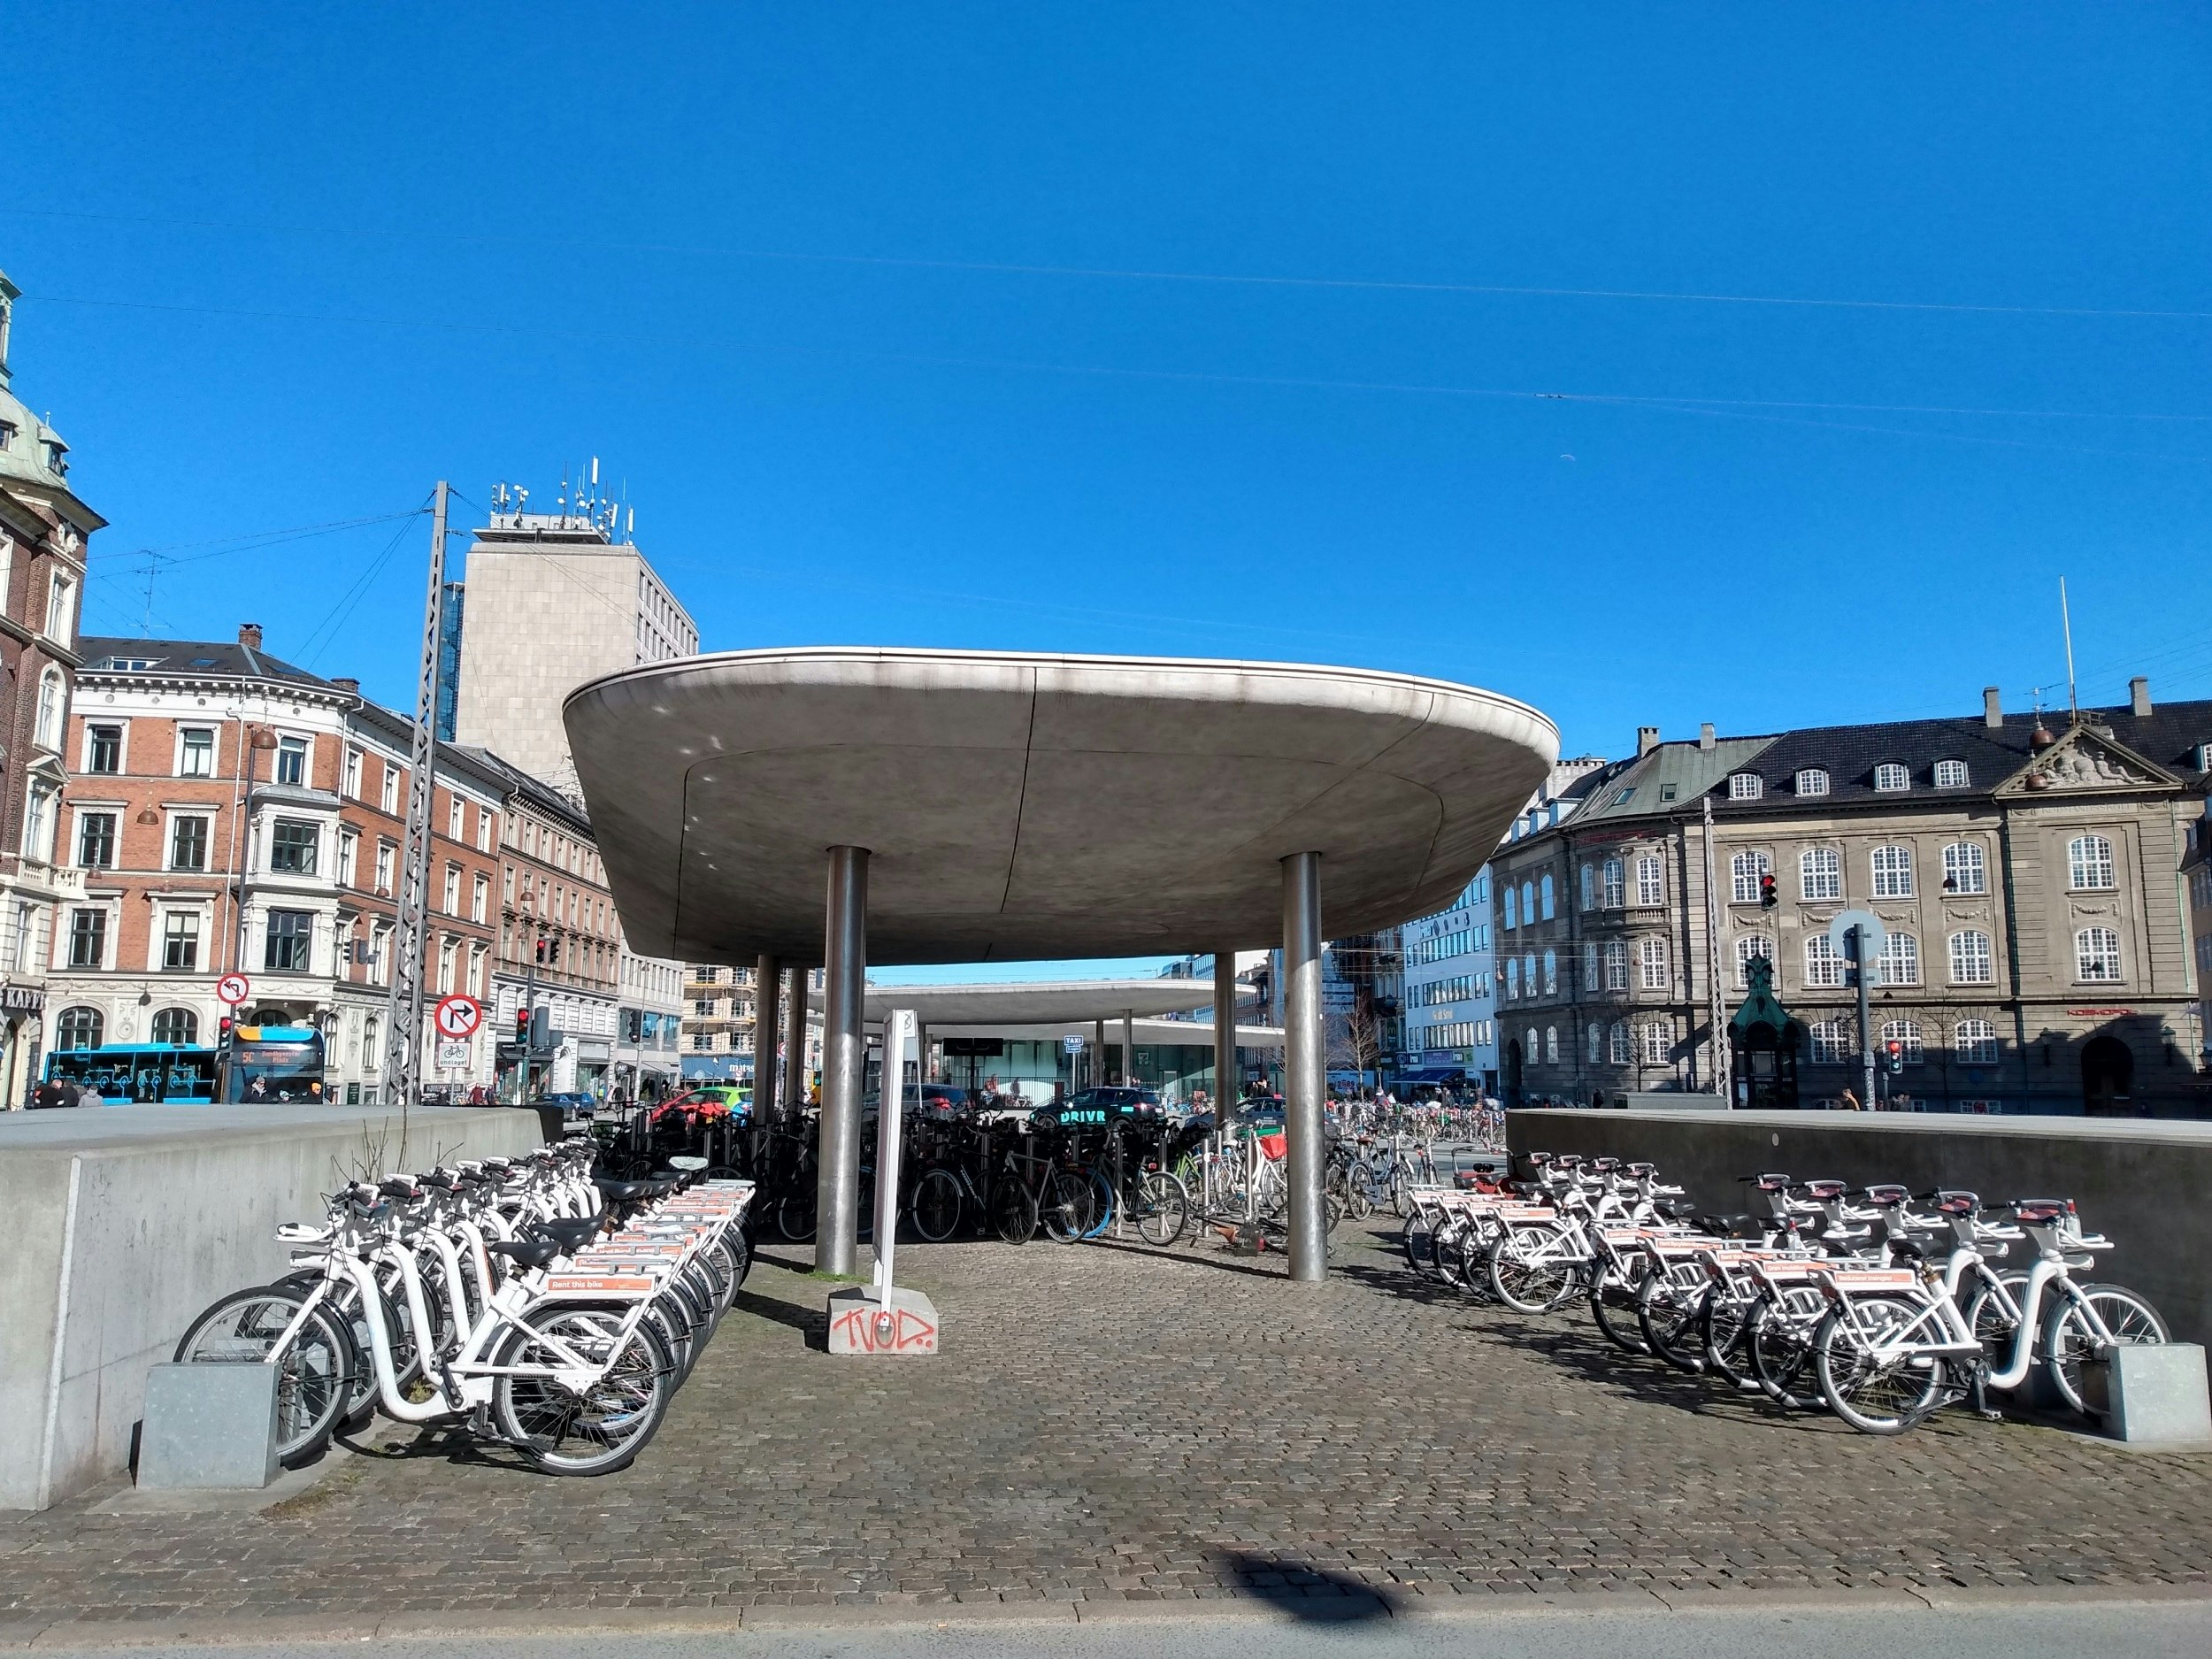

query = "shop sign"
[2066,1008,2135,1018]
[0,984,45,1015]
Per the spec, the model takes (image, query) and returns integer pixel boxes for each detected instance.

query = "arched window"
[1794,768,1830,797]
[2075,927,2123,982]
[2068,834,2115,891]
[1640,1021,1671,1065]
[1877,932,1919,987]
[1933,758,1970,788]
[1728,772,1763,801]
[1601,858,1624,908]
[1954,1020,1999,1064]
[1519,881,1536,926]
[1502,885,1518,929]
[1947,930,1993,985]
[1602,941,1628,990]
[1544,1026,1558,1064]
[150,1008,197,1046]
[1809,1018,1850,1064]
[1730,849,1771,903]
[1800,847,1841,901]
[1870,845,1914,898]
[1523,953,1537,996]
[1608,1021,1631,1064]
[1878,1019,1924,1064]
[1539,872,1555,920]
[34,669,64,750]
[1873,762,1910,792]
[1541,949,1557,993]
[1635,855,1664,906]
[1581,942,1599,989]
[1638,936,1669,989]
[55,1006,103,1050]
[1525,1027,1539,1066]
[1735,934,1773,987]
[360,1013,380,1071]
[1504,957,1519,999]
[1942,841,1986,895]
[1804,934,1844,988]
[1578,864,1595,911]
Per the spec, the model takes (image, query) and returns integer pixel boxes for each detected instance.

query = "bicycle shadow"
[1083,1234,1287,1281]
[1203,1549,1390,1620]
[727,1285,831,1352]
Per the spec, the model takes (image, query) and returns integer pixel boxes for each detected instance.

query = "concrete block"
[2100,1344,2212,1444]
[135,1363,279,1490]
[826,1284,940,1356]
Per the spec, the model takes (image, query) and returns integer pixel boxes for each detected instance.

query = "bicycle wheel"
[1080,1167,1116,1240]
[492,1306,674,1476]
[992,1179,1038,1244]
[1402,1207,1440,1276]
[1344,1164,1376,1222]
[1135,1171,1189,1247]
[1486,1225,1571,1314]
[774,1188,817,1242]
[276,1269,396,1428]
[1590,1272,1652,1356]
[1699,1289,1757,1389]
[910,1168,964,1242]
[1041,1170,1099,1243]
[1961,1271,2032,1376]
[173,1286,356,1468]
[1812,1295,1953,1434]
[1635,1274,1708,1373]
[1747,1290,1823,1410]
[2042,1282,2170,1419]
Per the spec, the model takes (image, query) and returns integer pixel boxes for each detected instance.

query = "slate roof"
[78,634,343,693]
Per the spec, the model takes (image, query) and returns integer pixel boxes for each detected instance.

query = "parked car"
[1030,1086,1163,1130]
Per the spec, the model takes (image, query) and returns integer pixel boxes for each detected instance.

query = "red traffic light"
[1758,872,1778,908]
[1885,1040,1902,1056]
[514,1006,532,1041]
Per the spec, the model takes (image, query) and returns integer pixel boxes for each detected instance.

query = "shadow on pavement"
[1084,1235,1287,1280]
[728,1285,830,1352]
[1208,1550,1391,1620]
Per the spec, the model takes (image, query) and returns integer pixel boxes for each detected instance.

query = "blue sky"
[6,6,2210,981]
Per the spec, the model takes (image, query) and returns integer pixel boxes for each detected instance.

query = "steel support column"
[753,954,782,1126]
[1213,949,1238,1108]
[782,965,808,1121]
[817,847,869,1275]
[1122,1010,1137,1087]
[1282,851,1326,1281]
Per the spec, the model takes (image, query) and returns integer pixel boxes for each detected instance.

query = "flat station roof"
[565,648,1557,967]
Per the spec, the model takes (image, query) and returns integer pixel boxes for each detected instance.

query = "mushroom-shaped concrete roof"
[564,648,1557,967]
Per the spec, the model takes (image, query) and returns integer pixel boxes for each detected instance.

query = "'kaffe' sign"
[0,985,45,1015]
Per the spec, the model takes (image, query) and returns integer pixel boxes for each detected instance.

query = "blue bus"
[44,1026,328,1105]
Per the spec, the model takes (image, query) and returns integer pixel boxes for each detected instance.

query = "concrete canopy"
[564,648,1558,967]
[805,979,1236,1027]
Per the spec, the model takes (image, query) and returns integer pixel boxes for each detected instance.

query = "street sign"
[433,995,483,1041]
[1827,910,1888,962]
[1062,1034,1085,1054]
[215,972,251,1007]
[435,1039,471,1069]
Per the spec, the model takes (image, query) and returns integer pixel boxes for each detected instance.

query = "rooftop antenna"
[2060,576,2079,725]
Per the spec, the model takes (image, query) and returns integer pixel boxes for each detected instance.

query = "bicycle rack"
[827,1007,940,1356]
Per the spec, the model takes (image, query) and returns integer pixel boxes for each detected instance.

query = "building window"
[447,795,463,840]
[437,937,457,995]
[475,809,493,851]
[1942,841,1987,895]
[35,669,64,749]
[1520,881,1535,927]
[1873,762,1910,792]
[374,841,396,894]
[337,829,358,887]
[2075,926,2123,982]
[1541,949,1557,994]
[1638,936,1669,989]
[44,572,74,644]
[1955,1019,1999,1065]
[1879,1019,1924,1064]
[1578,863,1594,910]
[2067,833,2115,891]
[1804,934,1845,988]
[467,943,487,997]
[76,811,116,870]
[472,873,489,923]
[693,1033,713,1052]
[23,783,54,862]
[380,763,400,814]
[179,726,215,777]
[269,818,319,874]
[151,1007,197,1046]
[1728,772,1763,801]
[442,864,461,914]
[1602,940,1629,991]
[1601,857,1624,908]
[1609,1021,1631,1064]
[1933,758,1970,788]
[1735,934,1773,987]
[1544,1026,1559,1064]
[1809,1018,1850,1064]
[67,908,107,969]
[265,910,313,972]
[1870,844,1915,898]
[1635,855,1663,907]
[86,724,122,774]
[1539,873,1555,920]
[1800,847,1842,902]
[342,748,364,798]
[162,910,201,971]
[1503,886,1517,929]
[1877,931,1920,987]
[1640,1021,1671,1065]
[362,1014,380,1072]
[1730,849,1771,904]
[1586,1024,1602,1064]
[170,815,210,872]
[1948,930,1993,985]
[273,735,308,787]
[55,1007,103,1050]
[1795,768,1830,797]
[1580,941,1599,991]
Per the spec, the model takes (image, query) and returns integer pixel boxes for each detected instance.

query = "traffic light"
[217,1016,234,1054]
[1885,1039,1904,1074]
[534,937,549,964]
[514,1005,533,1046]
[1759,872,1778,909]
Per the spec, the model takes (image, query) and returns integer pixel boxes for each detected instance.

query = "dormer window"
[1795,768,1830,797]
[43,442,66,476]
[1727,772,1763,801]
[0,420,15,452]
[1933,758,1970,788]
[1873,762,1910,792]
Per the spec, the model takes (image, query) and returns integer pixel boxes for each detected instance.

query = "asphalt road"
[28,1600,2212,1659]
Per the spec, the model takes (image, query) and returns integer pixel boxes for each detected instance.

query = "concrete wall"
[1509,1106,2212,1348]
[0,1102,543,1510]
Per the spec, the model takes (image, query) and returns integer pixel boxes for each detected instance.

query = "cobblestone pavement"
[4,1225,2209,1627]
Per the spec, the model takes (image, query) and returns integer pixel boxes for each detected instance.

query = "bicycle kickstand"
[1966,1363,2003,1422]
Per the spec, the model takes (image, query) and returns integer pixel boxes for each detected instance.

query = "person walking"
[1838,1087,1863,1110]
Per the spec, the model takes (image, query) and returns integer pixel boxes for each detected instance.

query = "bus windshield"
[226,1027,327,1104]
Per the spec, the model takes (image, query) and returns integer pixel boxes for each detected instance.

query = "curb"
[10,1579,2212,1647]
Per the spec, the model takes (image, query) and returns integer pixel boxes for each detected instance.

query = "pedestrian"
[30,1076,73,1110]
[1838,1087,1863,1110]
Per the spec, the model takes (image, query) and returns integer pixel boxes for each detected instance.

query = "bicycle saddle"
[527,1216,604,1249]
[593,1177,658,1202]
[488,1237,565,1268]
